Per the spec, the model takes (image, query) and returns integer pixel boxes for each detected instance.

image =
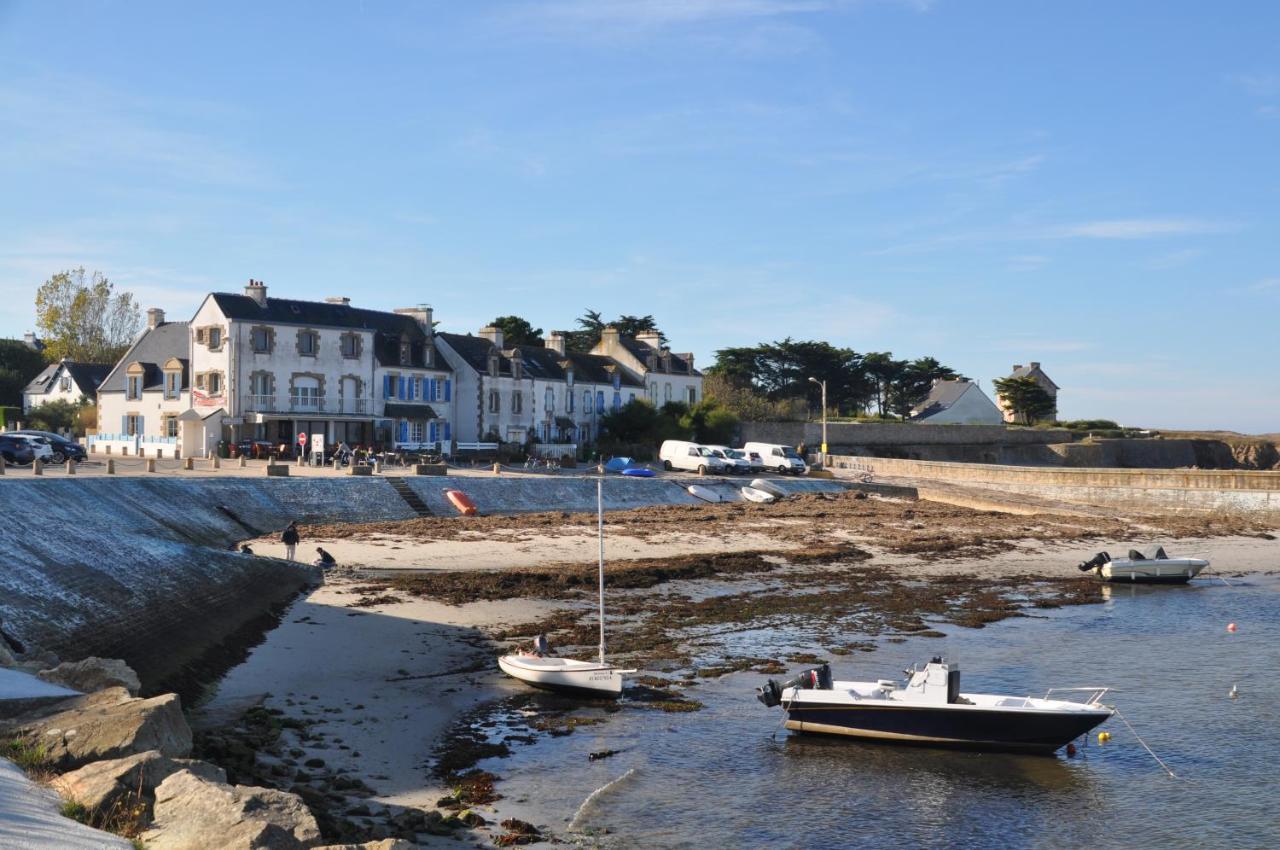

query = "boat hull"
[445,489,478,516]
[783,702,1110,754]
[498,655,623,699]
[1100,558,1207,583]
[741,486,776,503]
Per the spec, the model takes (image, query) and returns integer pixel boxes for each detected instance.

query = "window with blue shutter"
[596,390,604,411]
[613,392,621,411]
[383,376,392,399]
[444,379,451,401]
[429,421,437,442]
[429,378,437,401]
[398,421,408,442]
[443,422,451,441]
[121,415,127,435]
[397,377,406,400]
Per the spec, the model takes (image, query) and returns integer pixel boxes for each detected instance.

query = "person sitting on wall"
[313,547,336,568]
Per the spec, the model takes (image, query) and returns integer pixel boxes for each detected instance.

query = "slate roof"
[23,361,111,396]
[618,338,698,376]
[437,333,512,376]
[911,381,979,420]
[1008,363,1059,390]
[438,334,644,387]
[99,322,191,394]
[23,364,58,395]
[565,351,644,387]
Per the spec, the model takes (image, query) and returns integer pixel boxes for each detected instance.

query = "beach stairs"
[386,477,433,517]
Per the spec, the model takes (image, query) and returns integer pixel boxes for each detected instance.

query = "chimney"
[598,325,620,353]
[394,306,434,337]
[22,331,39,349]
[478,325,504,350]
[245,278,268,307]
[325,296,351,305]
[545,331,566,356]
[1029,361,1041,369]
[1012,364,1023,372]
[636,329,663,350]
[146,308,165,329]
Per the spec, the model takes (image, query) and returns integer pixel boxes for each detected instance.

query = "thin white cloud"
[1048,218,1234,240]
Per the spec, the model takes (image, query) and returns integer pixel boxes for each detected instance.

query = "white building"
[96,312,191,455]
[590,327,702,407]
[23,359,112,413]
[910,379,1004,425]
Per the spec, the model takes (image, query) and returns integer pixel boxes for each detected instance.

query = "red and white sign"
[192,389,221,408]
[297,432,308,446]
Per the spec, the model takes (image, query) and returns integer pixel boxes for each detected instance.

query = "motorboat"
[740,485,776,504]
[757,658,1112,754]
[445,489,478,516]
[499,480,632,699]
[688,484,722,503]
[1078,546,1208,584]
[621,467,655,478]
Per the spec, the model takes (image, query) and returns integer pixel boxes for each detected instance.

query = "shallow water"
[485,574,1280,849]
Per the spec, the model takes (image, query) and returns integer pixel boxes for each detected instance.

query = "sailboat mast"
[598,478,606,666]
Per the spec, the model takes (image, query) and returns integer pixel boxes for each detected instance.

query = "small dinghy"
[499,480,632,699]
[749,478,787,499]
[1078,546,1208,584]
[740,485,776,503]
[688,484,721,503]
[621,467,654,478]
[757,657,1112,754]
[445,489,478,516]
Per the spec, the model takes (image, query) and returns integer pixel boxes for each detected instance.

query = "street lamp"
[807,376,828,462]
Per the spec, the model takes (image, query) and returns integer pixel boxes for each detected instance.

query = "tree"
[861,352,906,417]
[0,339,47,408]
[993,376,1056,424]
[888,357,962,418]
[488,315,544,347]
[565,309,665,353]
[679,399,739,445]
[25,399,83,433]
[34,268,141,363]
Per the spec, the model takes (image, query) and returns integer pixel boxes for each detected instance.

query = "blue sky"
[1,1,1276,431]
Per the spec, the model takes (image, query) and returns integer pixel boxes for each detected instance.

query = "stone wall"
[741,421,1073,448]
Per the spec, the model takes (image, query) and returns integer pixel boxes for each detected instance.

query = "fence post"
[67,460,76,475]
[107,459,115,474]
[0,456,5,474]
[146,458,156,473]
[239,455,247,468]
[33,459,43,476]
[373,460,383,474]
[184,457,194,471]
[212,455,221,470]
[105,445,112,455]
[157,448,164,459]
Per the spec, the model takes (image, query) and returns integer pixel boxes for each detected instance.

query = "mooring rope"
[568,767,638,832]
[1113,706,1179,779]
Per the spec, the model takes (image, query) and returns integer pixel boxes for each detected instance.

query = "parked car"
[236,438,276,459]
[742,442,808,475]
[658,439,728,474]
[10,434,54,463]
[705,445,752,475]
[11,430,86,463]
[0,435,36,466]
[741,450,765,473]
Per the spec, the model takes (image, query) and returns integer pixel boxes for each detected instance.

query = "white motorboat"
[688,484,722,503]
[499,480,631,699]
[757,658,1113,754]
[740,485,776,504]
[750,478,787,499]
[1078,546,1209,584]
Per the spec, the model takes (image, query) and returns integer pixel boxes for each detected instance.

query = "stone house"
[590,327,702,407]
[96,313,190,455]
[910,379,1004,425]
[998,361,1059,423]
[23,359,112,413]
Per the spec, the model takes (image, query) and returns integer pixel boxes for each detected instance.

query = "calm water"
[484,574,1280,849]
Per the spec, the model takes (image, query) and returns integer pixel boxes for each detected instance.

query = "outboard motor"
[756,664,832,707]
[1078,551,1110,573]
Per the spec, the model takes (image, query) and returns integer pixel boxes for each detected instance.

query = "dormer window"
[59,376,71,392]
[163,358,183,400]
[488,354,499,377]
[423,346,433,367]
[399,338,412,366]
[512,358,523,380]
[127,375,141,399]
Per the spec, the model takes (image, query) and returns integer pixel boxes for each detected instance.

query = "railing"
[248,395,372,415]
[245,395,276,412]
[455,442,500,453]
[534,443,578,458]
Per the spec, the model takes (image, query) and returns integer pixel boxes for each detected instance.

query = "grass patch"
[2,737,55,782]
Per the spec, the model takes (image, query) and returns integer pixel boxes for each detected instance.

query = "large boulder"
[141,769,322,850]
[3,687,192,770]
[38,657,141,696]
[51,749,226,813]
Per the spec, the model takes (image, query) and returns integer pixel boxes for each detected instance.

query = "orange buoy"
[1227,622,1238,633]
[446,489,478,516]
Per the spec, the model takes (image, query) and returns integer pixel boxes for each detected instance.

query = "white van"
[705,445,752,475]
[659,440,728,474]
[742,442,808,475]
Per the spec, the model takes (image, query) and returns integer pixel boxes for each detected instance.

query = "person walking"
[282,521,300,560]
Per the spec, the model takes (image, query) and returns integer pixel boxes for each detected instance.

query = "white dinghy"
[688,484,722,503]
[498,480,631,699]
[740,486,776,504]
[750,478,787,499]
[1078,546,1209,584]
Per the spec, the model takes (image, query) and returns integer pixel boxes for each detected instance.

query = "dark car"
[0,435,36,466]
[12,430,87,463]
[236,438,276,459]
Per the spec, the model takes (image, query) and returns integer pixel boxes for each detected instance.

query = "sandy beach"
[200,490,1277,845]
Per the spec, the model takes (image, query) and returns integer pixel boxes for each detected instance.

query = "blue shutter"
[444,379,451,401]
[383,376,392,399]
[429,378,437,401]
[429,421,437,442]
[139,416,145,436]
[121,415,127,435]
[398,421,408,442]
[613,392,621,411]
[596,390,604,410]
[443,422,451,441]
[397,377,406,400]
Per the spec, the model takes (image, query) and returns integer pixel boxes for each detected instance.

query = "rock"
[141,769,321,850]
[51,749,226,812]
[38,657,142,696]
[312,842,418,850]
[0,640,15,668]
[3,687,192,770]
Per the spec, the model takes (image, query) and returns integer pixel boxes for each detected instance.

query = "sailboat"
[498,480,632,699]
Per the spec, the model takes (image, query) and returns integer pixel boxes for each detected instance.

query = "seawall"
[830,454,1280,516]
[0,474,848,691]
[739,421,1075,464]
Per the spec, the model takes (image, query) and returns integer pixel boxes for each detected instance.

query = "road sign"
[298,432,308,446]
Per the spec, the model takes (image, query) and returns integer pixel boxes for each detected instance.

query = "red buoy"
[1227,622,1238,633]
